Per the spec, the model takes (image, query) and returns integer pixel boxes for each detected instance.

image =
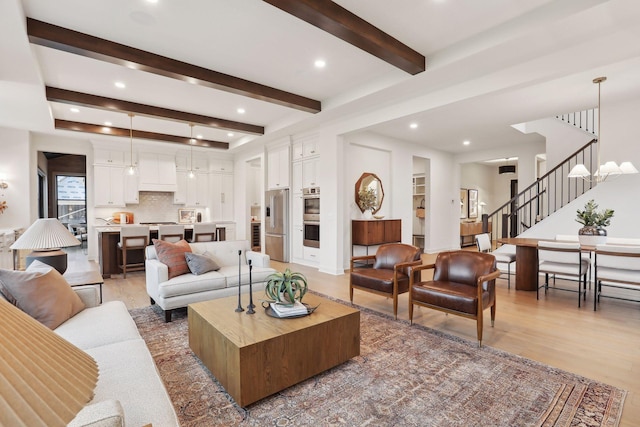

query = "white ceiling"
[2,0,640,155]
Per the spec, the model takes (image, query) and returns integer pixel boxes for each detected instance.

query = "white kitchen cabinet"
[94,149,126,166]
[123,173,139,204]
[302,157,319,188]
[176,153,208,172]
[94,165,125,207]
[186,172,209,207]
[210,158,234,173]
[267,146,289,189]
[174,171,188,204]
[303,246,320,264]
[210,173,234,221]
[291,225,304,262]
[292,138,319,161]
[249,165,262,207]
[138,153,177,191]
[292,161,303,194]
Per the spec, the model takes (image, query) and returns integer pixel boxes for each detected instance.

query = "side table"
[64,269,104,303]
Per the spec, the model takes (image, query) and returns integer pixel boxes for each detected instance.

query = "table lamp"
[0,298,98,426]
[10,218,81,273]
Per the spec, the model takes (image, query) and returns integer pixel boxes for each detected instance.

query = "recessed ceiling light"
[104,121,112,126]
[196,134,203,139]
[146,0,158,3]
[70,107,80,113]
[463,140,471,146]
[237,108,245,114]
[114,81,126,89]
[409,123,418,129]
[314,59,326,68]
[227,132,234,137]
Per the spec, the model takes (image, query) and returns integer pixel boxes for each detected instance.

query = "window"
[56,175,86,225]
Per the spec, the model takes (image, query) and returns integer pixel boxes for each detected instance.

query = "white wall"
[0,128,30,230]
[520,174,640,239]
[342,131,458,269]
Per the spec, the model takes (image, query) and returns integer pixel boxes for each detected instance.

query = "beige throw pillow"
[0,262,85,329]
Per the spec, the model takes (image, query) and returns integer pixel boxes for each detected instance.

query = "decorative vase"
[363,209,373,220]
[578,226,607,246]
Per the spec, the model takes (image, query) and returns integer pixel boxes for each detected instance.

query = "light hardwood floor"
[73,249,639,425]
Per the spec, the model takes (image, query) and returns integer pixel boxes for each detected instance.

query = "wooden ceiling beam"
[27,18,321,113]
[54,119,229,150]
[263,0,425,75]
[46,87,264,135]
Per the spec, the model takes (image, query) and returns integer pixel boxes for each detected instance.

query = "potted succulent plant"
[265,268,308,305]
[576,199,614,245]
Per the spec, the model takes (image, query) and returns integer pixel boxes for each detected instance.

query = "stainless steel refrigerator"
[265,189,289,262]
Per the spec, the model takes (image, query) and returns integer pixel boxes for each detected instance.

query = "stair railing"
[482,139,598,245]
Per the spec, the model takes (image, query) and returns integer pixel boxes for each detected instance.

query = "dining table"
[496,237,597,291]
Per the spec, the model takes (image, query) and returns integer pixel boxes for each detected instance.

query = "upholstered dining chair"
[350,243,422,319]
[537,241,589,307]
[158,224,185,243]
[475,233,516,289]
[117,225,150,278]
[409,250,500,347]
[191,222,217,242]
[594,244,640,311]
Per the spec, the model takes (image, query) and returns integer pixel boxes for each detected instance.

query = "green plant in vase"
[575,199,614,244]
[265,268,308,306]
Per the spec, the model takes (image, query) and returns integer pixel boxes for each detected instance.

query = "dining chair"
[475,233,516,289]
[537,241,589,307]
[594,244,640,311]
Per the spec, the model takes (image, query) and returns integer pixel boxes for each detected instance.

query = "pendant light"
[188,123,195,179]
[126,113,138,176]
[568,77,638,182]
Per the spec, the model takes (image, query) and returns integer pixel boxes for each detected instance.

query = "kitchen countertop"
[94,221,235,232]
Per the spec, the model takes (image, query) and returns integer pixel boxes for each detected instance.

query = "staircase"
[483,138,598,244]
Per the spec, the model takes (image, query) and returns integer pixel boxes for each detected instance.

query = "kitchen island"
[96,222,235,278]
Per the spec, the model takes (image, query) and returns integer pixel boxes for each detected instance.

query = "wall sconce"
[0,174,7,190]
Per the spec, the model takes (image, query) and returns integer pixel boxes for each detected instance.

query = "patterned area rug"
[131,297,625,427]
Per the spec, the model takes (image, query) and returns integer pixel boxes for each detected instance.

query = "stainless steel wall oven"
[303,221,320,248]
[303,187,320,222]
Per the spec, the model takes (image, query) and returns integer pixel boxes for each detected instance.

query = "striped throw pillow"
[152,239,192,279]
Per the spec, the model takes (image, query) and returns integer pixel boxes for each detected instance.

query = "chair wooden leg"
[393,295,398,320]
[491,303,496,327]
[349,285,354,304]
[122,248,128,279]
[477,311,483,347]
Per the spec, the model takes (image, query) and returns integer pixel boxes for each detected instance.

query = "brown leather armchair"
[350,243,422,319]
[409,251,500,346]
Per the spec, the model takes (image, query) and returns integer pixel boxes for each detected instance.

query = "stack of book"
[269,301,309,318]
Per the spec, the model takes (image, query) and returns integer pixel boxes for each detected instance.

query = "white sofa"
[145,240,276,322]
[1,286,179,427]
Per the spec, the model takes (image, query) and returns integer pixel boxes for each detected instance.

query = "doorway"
[38,151,89,260]
[412,156,429,251]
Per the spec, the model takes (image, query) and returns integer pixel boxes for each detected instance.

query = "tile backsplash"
[94,191,206,224]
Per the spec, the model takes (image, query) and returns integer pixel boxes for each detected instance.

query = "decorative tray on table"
[262,301,319,319]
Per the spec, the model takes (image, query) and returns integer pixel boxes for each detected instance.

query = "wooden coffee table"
[188,292,360,407]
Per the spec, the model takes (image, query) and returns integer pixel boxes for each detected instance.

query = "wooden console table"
[352,219,401,255]
[460,221,491,247]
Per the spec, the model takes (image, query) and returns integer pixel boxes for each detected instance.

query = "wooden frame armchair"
[409,251,500,347]
[350,243,422,319]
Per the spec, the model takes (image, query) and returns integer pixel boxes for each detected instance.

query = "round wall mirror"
[355,172,384,214]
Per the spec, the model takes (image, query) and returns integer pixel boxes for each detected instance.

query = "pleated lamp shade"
[10,219,82,273]
[0,299,98,426]
[10,219,81,250]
